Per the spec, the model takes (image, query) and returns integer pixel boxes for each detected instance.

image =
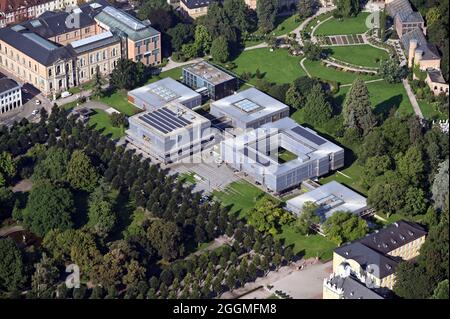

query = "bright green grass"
[276,225,336,260]
[336,80,413,116]
[146,66,184,84]
[327,45,389,68]
[277,148,298,163]
[232,48,306,84]
[319,162,366,195]
[418,100,447,120]
[244,14,303,47]
[99,91,141,116]
[303,59,378,84]
[213,179,275,218]
[179,171,200,184]
[88,109,125,139]
[271,14,302,37]
[304,11,334,34]
[315,12,371,36]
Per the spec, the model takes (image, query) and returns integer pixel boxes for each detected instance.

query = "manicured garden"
[88,109,125,140]
[302,59,378,84]
[314,12,371,36]
[231,48,306,84]
[327,45,389,68]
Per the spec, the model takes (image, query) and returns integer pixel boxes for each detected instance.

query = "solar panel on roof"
[30,20,42,27]
[11,25,26,31]
[291,126,326,146]
[139,115,170,134]
[160,108,192,126]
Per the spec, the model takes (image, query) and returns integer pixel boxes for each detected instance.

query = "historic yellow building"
[324,220,427,299]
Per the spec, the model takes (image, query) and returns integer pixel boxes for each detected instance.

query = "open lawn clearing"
[327,45,389,68]
[276,225,336,260]
[88,109,125,139]
[212,179,275,218]
[315,12,371,36]
[98,91,141,116]
[303,59,377,84]
[231,48,306,84]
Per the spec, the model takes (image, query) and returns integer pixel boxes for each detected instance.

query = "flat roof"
[183,61,235,85]
[130,102,210,136]
[211,88,289,124]
[286,181,367,220]
[128,78,200,109]
[222,117,343,175]
[94,6,160,41]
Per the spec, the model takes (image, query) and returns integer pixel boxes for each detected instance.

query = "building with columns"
[0,0,161,96]
[0,77,22,117]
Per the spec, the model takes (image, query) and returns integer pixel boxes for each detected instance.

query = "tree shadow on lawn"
[374,94,402,121]
[89,119,119,141]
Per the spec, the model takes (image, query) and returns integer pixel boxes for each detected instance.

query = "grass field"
[418,100,447,120]
[315,12,371,36]
[303,59,378,84]
[335,80,414,116]
[146,66,184,84]
[212,180,272,218]
[88,109,125,139]
[327,45,389,68]
[231,48,306,84]
[276,225,336,260]
[98,91,141,116]
[244,14,302,47]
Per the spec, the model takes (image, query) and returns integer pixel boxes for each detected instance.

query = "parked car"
[31,109,39,116]
[35,99,41,105]
[61,91,72,98]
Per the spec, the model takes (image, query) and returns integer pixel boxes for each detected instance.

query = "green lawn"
[232,48,306,84]
[98,91,141,116]
[179,171,201,184]
[319,162,366,195]
[335,80,413,117]
[271,14,302,37]
[327,45,389,68]
[277,147,298,163]
[418,100,447,120]
[213,179,276,219]
[88,109,125,139]
[303,59,378,85]
[244,14,303,47]
[315,12,371,36]
[146,66,184,84]
[276,225,336,260]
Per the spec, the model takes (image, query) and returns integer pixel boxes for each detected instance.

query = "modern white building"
[0,77,22,117]
[126,101,215,163]
[285,181,368,221]
[219,117,345,193]
[127,78,202,111]
[210,88,290,130]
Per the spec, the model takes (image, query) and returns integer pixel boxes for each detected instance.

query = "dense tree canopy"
[67,150,99,192]
[247,198,293,235]
[0,238,26,293]
[23,182,75,237]
[110,59,145,90]
[303,84,333,126]
[323,211,368,245]
[257,0,278,33]
[342,78,376,136]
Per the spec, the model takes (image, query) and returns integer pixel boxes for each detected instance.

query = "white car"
[61,91,72,98]
[31,109,39,116]
[35,99,41,105]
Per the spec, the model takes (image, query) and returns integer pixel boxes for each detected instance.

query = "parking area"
[0,72,52,126]
[267,260,333,299]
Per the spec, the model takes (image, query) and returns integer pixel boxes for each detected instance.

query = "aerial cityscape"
[0,0,448,306]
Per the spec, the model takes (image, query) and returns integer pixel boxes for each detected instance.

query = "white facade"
[0,78,22,116]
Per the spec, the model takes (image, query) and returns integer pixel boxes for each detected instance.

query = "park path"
[160,57,204,72]
[294,6,336,45]
[340,78,384,87]
[300,57,311,77]
[0,225,24,237]
[402,79,424,119]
